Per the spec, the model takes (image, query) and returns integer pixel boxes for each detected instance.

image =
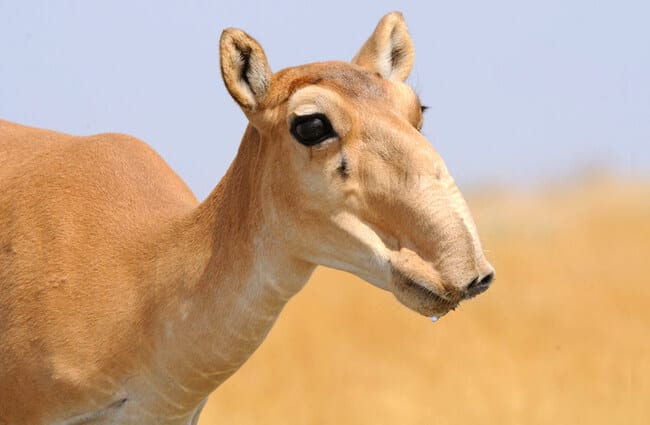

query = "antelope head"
[219,12,494,318]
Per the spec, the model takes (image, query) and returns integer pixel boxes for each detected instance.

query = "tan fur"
[0,12,493,425]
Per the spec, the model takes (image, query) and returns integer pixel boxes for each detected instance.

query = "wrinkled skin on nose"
[355,115,494,316]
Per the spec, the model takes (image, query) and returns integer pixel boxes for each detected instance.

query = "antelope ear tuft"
[219,28,271,110]
[352,11,415,82]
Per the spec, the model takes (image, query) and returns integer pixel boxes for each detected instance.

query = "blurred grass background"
[199,178,649,425]
[1,3,648,424]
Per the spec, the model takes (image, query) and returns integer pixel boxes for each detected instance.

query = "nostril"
[479,271,494,286]
[464,271,494,298]
[465,276,480,291]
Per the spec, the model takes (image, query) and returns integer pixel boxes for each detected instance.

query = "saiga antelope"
[0,12,494,425]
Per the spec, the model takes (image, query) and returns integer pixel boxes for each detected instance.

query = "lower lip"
[403,278,449,305]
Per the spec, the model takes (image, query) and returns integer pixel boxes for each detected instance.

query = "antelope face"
[220,12,494,317]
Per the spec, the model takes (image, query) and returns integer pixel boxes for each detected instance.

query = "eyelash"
[417,105,428,131]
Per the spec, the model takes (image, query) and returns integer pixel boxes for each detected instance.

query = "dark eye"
[290,114,336,146]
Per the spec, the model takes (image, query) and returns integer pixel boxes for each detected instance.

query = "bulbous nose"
[463,270,495,299]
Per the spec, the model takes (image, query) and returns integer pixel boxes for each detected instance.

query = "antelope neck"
[147,125,315,410]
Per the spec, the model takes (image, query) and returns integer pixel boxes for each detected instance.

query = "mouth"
[363,223,488,317]
[391,267,459,317]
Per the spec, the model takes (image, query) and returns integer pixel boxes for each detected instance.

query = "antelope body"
[0,13,493,425]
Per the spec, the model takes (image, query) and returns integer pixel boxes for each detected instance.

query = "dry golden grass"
[199,180,650,425]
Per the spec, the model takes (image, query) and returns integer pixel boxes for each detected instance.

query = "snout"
[388,246,495,317]
[462,270,495,300]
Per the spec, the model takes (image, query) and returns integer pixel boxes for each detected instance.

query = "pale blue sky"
[1,1,648,199]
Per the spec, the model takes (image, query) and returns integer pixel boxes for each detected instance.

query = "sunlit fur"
[0,12,492,425]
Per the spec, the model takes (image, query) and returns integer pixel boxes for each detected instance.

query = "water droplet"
[430,316,438,323]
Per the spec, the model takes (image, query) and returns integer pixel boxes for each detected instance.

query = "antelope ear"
[219,28,272,111]
[352,12,415,82]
